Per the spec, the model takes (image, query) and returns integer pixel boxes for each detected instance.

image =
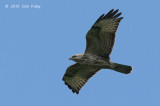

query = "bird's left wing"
[62,63,101,94]
[85,9,123,58]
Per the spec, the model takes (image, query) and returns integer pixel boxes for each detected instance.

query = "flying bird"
[62,9,132,94]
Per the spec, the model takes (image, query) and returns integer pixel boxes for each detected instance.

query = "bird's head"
[69,54,84,62]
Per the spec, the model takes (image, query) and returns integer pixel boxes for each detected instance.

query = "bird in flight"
[62,9,132,94]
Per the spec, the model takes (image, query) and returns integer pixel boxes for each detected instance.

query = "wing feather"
[62,63,101,94]
[85,9,123,58]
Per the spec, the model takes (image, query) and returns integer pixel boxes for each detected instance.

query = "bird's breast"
[82,55,110,66]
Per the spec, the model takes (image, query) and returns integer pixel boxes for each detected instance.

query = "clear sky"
[0,0,160,106]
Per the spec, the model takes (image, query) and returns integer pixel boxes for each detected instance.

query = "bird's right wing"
[85,9,123,58]
[62,63,101,94]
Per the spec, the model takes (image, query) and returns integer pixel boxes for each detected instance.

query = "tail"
[110,62,132,74]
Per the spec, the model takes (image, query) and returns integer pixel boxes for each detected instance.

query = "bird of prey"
[62,9,132,94]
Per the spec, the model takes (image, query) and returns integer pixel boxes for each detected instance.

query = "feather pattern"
[62,63,100,94]
[85,9,123,58]
[62,9,132,94]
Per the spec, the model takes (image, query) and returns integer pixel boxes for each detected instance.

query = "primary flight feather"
[62,9,132,94]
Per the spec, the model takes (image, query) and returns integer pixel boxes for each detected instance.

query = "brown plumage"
[62,9,132,94]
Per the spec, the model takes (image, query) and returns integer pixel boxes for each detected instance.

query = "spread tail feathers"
[111,62,132,74]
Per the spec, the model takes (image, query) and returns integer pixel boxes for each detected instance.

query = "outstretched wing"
[62,63,101,94]
[85,9,123,58]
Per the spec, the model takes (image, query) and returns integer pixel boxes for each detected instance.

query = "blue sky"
[0,0,160,106]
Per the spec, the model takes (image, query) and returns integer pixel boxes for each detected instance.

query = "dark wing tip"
[116,17,124,22]
[62,76,65,81]
[113,12,122,19]
[109,9,114,14]
[95,9,114,23]
[104,9,121,19]
[63,78,80,95]
[72,87,80,94]
[95,14,105,23]
[112,9,119,14]
[95,9,123,23]
[63,80,71,89]
[73,90,79,94]
[76,91,79,94]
